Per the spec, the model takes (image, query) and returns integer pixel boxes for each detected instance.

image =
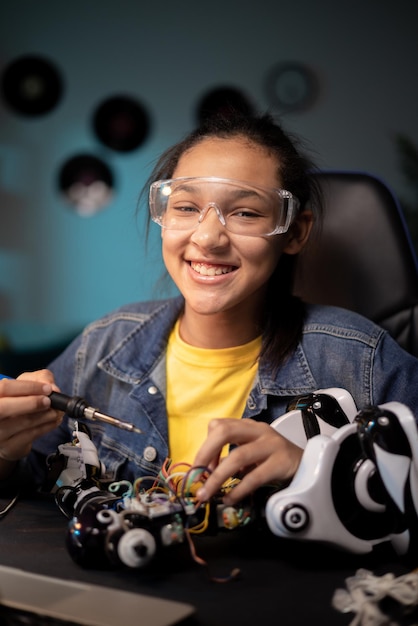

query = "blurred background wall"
[0,0,417,365]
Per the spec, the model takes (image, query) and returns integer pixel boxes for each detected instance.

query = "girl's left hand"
[193,418,303,505]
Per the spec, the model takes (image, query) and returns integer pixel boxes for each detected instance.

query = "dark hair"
[142,112,322,370]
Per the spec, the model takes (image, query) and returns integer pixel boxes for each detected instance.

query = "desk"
[0,494,411,626]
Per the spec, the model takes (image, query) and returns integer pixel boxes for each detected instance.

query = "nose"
[190,204,230,248]
[198,203,226,227]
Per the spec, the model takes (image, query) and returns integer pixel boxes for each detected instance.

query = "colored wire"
[103,457,243,581]
[184,529,241,583]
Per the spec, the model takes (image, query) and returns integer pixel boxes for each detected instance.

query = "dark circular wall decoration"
[1,55,63,116]
[265,62,318,113]
[58,154,115,216]
[92,95,151,152]
[196,86,255,124]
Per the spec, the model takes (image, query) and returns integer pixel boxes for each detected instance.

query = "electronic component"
[49,427,253,569]
[44,387,418,569]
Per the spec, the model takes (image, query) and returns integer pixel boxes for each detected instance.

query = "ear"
[283,210,313,255]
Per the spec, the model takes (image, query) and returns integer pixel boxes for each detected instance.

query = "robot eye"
[281,503,310,532]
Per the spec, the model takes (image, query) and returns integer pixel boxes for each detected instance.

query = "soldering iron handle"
[49,391,88,420]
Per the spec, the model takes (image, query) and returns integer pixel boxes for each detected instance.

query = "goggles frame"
[149,176,300,237]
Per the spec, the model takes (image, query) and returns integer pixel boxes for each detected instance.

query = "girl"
[1,113,418,506]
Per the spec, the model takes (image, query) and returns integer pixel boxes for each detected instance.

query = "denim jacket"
[27,296,418,487]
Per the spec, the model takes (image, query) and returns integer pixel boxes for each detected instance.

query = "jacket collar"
[98,296,316,395]
[257,343,317,396]
[98,297,184,384]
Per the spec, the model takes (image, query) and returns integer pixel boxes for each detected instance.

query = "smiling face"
[161,136,311,346]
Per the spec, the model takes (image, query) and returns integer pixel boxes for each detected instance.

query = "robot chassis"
[47,388,418,569]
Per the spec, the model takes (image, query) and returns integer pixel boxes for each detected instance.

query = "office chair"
[293,171,418,357]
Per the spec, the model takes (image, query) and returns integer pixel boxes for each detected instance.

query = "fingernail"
[42,384,52,394]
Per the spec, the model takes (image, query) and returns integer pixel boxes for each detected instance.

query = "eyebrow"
[171,182,264,200]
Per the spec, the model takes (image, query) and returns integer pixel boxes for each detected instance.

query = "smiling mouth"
[190,262,236,276]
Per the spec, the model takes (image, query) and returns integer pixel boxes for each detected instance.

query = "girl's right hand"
[0,370,63,475]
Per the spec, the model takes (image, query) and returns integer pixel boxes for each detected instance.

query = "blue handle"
[0,374,12,380]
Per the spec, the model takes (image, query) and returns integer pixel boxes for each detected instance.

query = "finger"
[0,414,63,462]
[17,369,61,393]
[196,442,259,502]
[0,374,58,420]
[0,394,53,420]
[17,369,56,384]
[0,377,54,399]
[196,428,303,504]
[221,460,279,505]
[220,440,303,504]
[0,407,62,435]
[193,419,258,468]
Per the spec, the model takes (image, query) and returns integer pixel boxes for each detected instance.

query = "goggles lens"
[149,177,299,237]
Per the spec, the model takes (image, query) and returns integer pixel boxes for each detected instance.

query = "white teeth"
[191,262,233,276]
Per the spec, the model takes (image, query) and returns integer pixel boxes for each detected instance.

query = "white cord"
[0,491,20,519]
[332,568,418,626]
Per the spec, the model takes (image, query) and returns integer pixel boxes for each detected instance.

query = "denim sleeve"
[370,331,418,417]
[22,335,84,490]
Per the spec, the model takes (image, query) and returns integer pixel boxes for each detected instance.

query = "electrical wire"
[107,457,244,581]
[0,491,20,519]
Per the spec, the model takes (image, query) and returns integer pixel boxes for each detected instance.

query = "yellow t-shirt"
[166,320,262,466]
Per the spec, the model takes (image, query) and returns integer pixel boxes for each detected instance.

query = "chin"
[186,296,232,316]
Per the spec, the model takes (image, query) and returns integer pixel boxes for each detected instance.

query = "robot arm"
[270,387,358,448]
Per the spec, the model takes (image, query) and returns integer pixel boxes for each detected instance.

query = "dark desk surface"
[0,494,412,626]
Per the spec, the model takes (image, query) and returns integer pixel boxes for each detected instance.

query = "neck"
[179,307,262,349]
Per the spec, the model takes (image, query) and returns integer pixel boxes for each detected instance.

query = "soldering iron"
[0,374,143,434]
[48,391,143,434]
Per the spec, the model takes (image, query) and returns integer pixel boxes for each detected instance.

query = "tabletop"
[0,493,414,626]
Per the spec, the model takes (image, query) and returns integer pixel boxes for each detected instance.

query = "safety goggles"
[149,177,299,237]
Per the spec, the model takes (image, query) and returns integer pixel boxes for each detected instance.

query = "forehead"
[173,137,282,188]
[168,178,274,202]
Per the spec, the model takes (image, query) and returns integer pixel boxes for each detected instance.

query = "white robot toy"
[267,389,418,557]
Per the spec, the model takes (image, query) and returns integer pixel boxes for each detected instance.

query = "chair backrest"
[293,171,418,356]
